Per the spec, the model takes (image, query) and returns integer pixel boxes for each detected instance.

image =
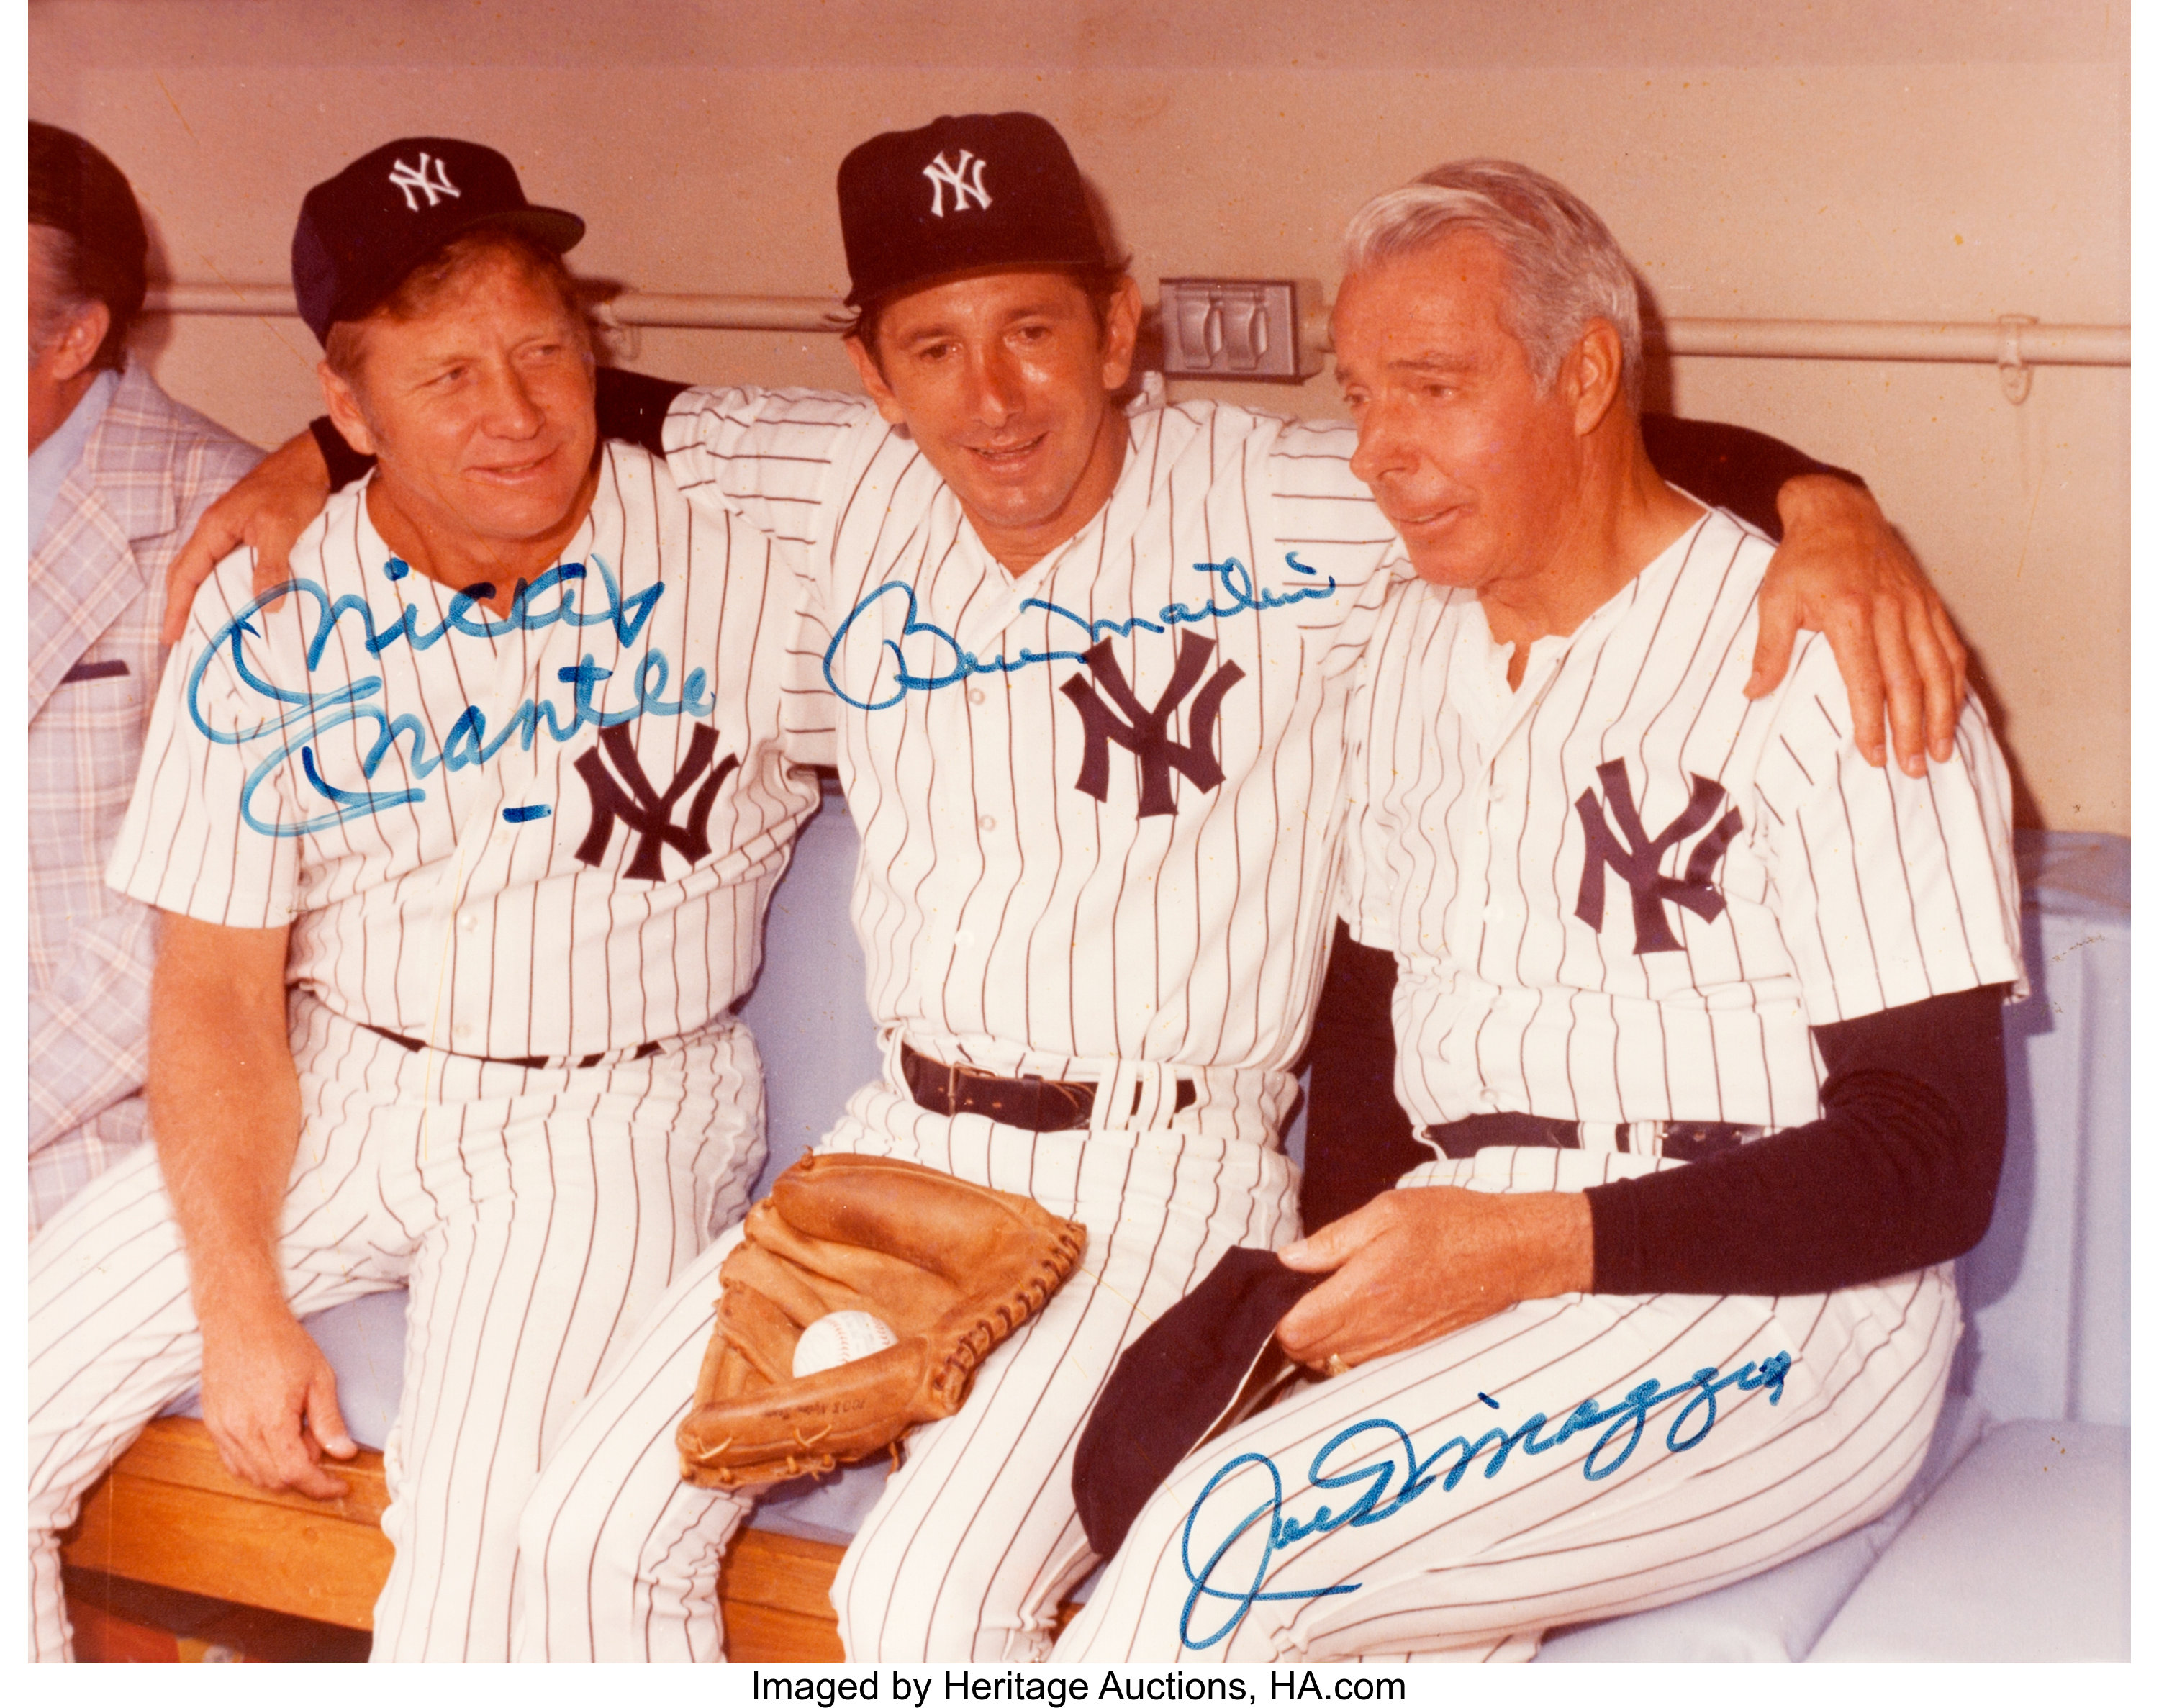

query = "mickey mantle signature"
[1174,1352,1793,1650]
[185,556,712,837]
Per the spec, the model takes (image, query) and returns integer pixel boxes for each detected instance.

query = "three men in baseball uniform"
[35,115,1978,1663]
[1054,162,2019,1661]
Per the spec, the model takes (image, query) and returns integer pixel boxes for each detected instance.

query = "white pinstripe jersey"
[107,443,820,1059]
[664,390,1411,1089]
[1341,506,2024,1133]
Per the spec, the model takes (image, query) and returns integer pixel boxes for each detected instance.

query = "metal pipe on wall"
[142,284,2129,369]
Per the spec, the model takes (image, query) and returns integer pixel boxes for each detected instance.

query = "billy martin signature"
[823,553,1339,711]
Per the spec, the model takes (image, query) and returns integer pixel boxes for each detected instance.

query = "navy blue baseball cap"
[837,112,1110,309]
[291,137,584,343]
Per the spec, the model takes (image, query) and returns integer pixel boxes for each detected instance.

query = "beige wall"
[30,1,2129,831]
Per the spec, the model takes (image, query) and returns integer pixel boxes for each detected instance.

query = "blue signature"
[1174,1352,1793,1650]
[822,553,1339,711]
[186,555,712,837]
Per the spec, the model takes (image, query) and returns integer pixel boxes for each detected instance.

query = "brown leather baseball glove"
[676,1152,1089,1489]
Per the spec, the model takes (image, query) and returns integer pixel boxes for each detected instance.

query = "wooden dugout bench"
[62,1416,849,1661]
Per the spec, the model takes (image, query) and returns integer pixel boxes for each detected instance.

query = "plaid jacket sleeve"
[27,370,260,1221]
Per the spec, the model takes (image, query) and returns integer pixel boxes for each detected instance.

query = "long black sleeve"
[1305,953,2009,1293]
[1639,413,1865,541]
[1586,985,2009,1296]
[1301,921,1425,1232]
[589,366,689,456]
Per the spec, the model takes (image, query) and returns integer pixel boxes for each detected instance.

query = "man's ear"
[1565,318,1625,437]
[47,299,111,385]
[1097,275,1144,394]
[845,335,907,426]
[317,361,378,458]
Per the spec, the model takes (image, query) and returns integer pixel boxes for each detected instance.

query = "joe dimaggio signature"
[1174,1352,1793,1650]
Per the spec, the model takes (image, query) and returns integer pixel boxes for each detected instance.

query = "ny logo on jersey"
[921,149,992,217]
[1573,760,1744,954]
[1061,635,1246,818]
[387,153,461,211]
[572,722,738,881]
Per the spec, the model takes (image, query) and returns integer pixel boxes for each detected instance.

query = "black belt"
[361,1022,661,1072]
[1421,1111,1752,1164]
[900,1043,1196,1133]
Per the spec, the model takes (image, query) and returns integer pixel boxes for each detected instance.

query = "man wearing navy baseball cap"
[28,135,820,1662]
[155,112,1967,1665]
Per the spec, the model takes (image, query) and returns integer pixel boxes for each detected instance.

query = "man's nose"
[967,347,1023,427]
[1349,398,1413,489]
[478,362,546,438]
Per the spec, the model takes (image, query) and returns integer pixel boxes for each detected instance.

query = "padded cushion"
[1807,1419,2129,1662]
[165,1288,410,1452]
[1535,1393,1986,1662]
[751,1461,895,1546]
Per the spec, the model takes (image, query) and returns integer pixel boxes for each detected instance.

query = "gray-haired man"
[1056,161,2020,1662]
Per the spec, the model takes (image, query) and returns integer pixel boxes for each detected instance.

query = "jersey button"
[979,814,997,832]
[458,914,477,934]
[969,688,987,705]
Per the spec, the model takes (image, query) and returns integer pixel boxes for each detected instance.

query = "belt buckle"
[1638,1120,1667,1157]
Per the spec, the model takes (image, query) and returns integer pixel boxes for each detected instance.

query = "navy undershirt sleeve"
[589,366,690,456]
[1585,986,2010,1295]
[1302,922,1427,1233]
[1305,927,2009,1293]
[1639,411,1865,533]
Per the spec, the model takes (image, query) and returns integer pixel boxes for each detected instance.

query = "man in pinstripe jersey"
[27,139,820,1661]
[1055,161,2021,1661]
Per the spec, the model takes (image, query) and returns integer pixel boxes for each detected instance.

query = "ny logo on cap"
[922,149,992,217]
[388,152,461,212]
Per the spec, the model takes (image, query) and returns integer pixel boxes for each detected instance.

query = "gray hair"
[29,225,101,369]
[1340,160,1644,410]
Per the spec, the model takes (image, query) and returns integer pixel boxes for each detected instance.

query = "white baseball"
[792,1309,900,1378]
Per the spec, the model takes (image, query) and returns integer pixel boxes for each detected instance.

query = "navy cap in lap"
[836,112,1110,309]
[1072,1247,1323,1558]
[291,137,585,343]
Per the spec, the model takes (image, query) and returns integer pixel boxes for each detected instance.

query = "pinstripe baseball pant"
[512,1057,1300,1662]
[1052,1147,1959,1662]
[29,994,764,1663]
